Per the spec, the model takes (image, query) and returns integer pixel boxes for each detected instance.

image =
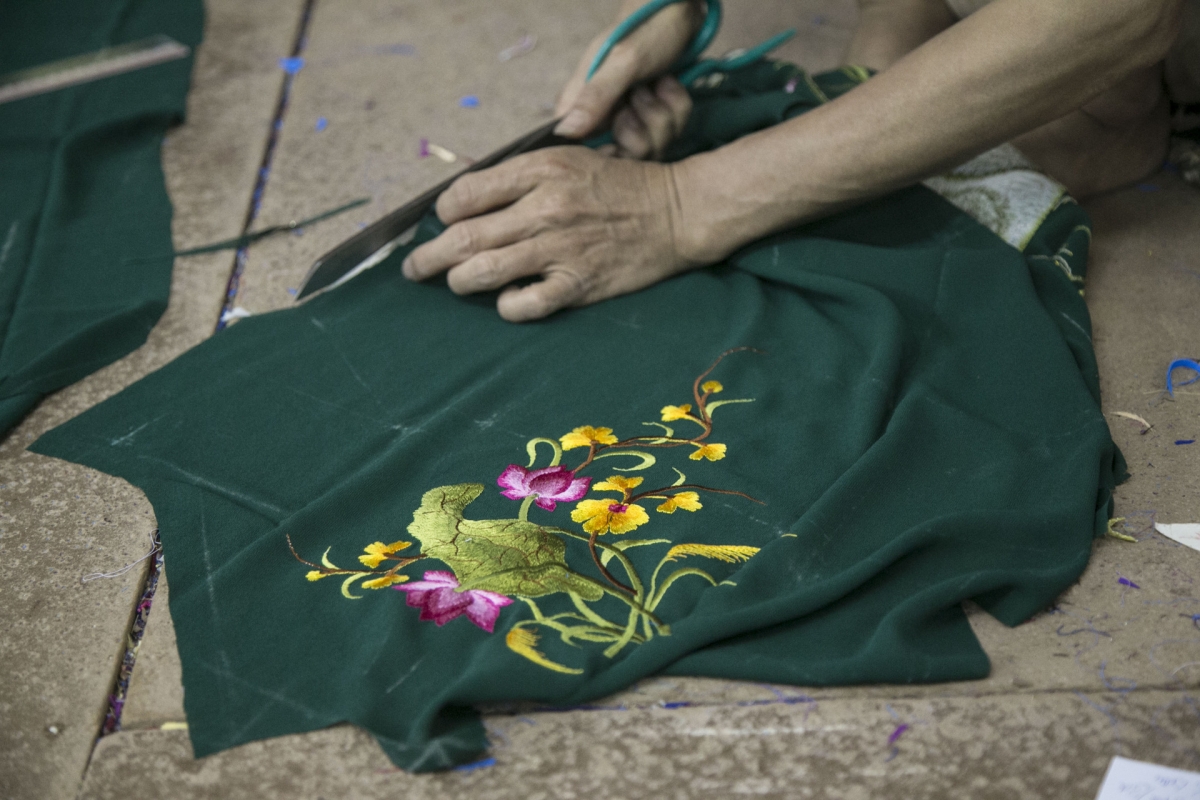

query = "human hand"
[555,1,700,159]
[401,147,707,322]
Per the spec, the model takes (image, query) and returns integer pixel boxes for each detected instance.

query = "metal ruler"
[0,35,190,106]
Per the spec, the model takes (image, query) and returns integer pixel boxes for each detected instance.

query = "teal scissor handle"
[585,0,794,87]
[585,0,723,82]
[580,0,794,147]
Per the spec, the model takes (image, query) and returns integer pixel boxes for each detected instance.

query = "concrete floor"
[2,1,1198,798]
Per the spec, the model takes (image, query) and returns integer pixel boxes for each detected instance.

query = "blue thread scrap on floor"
[315,116,328,131]
[1118,576,1140,589]
[1166,358,1200,396]
[460,95,480,108]
[454,757,496,772]
[279,56,305,74]
[1176,439,1196,445]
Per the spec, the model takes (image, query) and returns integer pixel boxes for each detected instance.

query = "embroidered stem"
[588,528,634,595]
[628,483,763,505]
[518,495,535,522]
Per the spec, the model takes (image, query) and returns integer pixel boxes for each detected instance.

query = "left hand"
[402,146,705,322]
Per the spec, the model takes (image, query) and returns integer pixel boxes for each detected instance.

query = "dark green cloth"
[33,64,1125,772]
[0,0,202,434]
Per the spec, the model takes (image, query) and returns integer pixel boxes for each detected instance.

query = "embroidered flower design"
[560,425,618,450]
[656,491,702,514]
[394,570,514,632]
[689,443,727,462]
[593,475,643,496]
[660,404,695,422]
[571,498,649,535]
[496,464,590,511]
[295,348,767,675]
[362,574,408,589]
[359,540,412,568]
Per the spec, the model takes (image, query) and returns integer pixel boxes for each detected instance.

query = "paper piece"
[426,143,457,163]
[498,34,536,62]
[1156,523,1200,553]
[1111,411,1152,433]
[219,306,253,325]
[0,35,190,105]
[1094,756,1200,799]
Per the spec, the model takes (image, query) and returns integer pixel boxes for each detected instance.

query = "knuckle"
[450,223,479,255]
[471,254,501,287]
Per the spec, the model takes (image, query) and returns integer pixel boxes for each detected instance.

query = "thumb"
[554,51,640,138]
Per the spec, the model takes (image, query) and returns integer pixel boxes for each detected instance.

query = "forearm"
[845,0,956,71]
[672,0,1182,262]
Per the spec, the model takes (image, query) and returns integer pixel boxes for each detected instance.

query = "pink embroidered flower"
[394,571,513,633]
[496,464,590,511]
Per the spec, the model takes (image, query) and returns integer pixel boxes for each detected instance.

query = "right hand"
[554,0,701,159]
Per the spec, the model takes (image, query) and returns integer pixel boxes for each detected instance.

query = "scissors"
[296,0,793,300]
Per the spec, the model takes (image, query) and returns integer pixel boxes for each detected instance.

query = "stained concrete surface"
[3,0,1199,797]
[0,2,306,798]
[76,691,1200,800]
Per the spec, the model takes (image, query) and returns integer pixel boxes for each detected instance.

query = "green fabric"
[0,0,202,434]
[33,64,1125,772]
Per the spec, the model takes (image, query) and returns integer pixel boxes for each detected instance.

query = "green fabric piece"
[33,64,1125,772]
[0,0,202,434]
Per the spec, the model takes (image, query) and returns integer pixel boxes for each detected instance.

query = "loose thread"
[81,533,160,583]
[174,197,369,257]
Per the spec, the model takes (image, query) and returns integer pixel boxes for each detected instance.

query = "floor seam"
[214,0,318,333]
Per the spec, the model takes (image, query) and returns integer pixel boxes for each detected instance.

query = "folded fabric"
[0,0,202,434]
[33,64,1125,772]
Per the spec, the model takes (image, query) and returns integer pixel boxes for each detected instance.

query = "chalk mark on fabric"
[139,455,286,519]
[385,657,425,694]
[0,221,17,274]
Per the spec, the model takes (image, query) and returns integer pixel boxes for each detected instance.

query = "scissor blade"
[296,118,568,300]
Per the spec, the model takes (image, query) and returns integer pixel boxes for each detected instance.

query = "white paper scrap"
[1155,523,1200,553]
[1095,756,1200,799]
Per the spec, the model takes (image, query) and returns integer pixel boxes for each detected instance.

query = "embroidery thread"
[291,348,765,673]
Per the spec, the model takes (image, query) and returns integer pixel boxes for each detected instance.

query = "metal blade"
[296,118,569,300]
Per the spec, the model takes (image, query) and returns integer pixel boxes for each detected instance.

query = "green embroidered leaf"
[705,398,754,416]
[599,538,671,567]
[407,484,604,600]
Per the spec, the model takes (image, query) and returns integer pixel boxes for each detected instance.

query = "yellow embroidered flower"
[656,491,702,514]
[306,570,327,582]
[689,443,727,462]
[560,425,619,450]
[594,475,643,496]
[701,380,723,394]
[362,573,408,589]
[571,498,650,535]
[359,540,412,568]
[660,404,694,422]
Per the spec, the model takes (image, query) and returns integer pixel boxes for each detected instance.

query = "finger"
[496,269,587,322]
[655,75,693,135]
[434,158,542,225]
[403,207,536,281]
[445,238,550,295]
[554,46,639,138]
[612,106,652,160]
[629,85,678,159]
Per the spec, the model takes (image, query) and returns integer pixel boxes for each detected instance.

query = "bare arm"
[405,0,1182,321]
[674,0,1183,263]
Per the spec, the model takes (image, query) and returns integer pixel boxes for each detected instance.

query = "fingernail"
[554,109,590,137]
[402,256,415,279]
